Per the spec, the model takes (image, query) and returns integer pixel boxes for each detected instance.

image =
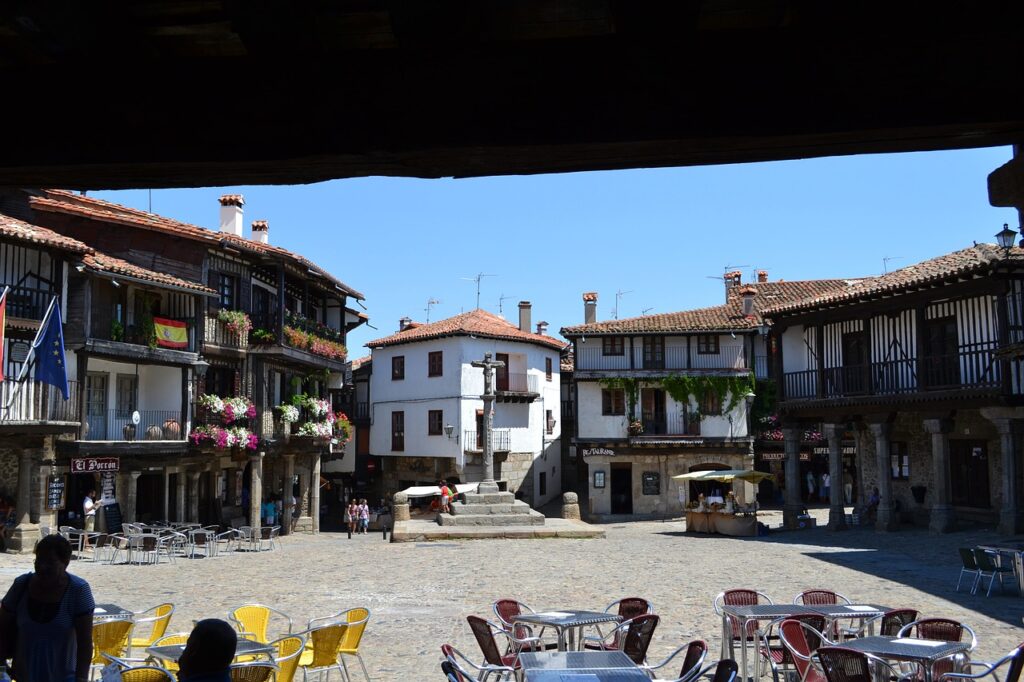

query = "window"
[428,409,443,436]
[391,411,405,451]
[602,336,624,356]
[601,388,625,416]
[697,335,720,354]
[428,351,443,377]
[216,272,236,310]
[392,355,405,381]
[890,441,910,480]
[545,357,553,381]
[701,390,721,416]
[115,374,138,417]
[205,366,235,397]
[546,409,555,435]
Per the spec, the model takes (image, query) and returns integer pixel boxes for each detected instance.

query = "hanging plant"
[217,309,253,336]
[277,404,300,424]
[600,373,755,417]
[297,420,333,438]
[335,412,353,444]
[197,394,256,424]
[190,424,258,450]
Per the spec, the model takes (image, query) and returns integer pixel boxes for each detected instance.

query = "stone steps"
[437,510,546,526]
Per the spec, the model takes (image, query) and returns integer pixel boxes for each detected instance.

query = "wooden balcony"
[204,314,249,355]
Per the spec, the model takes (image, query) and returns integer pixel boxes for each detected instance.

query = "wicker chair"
[898,618,977,681]
[841,608,918,640]
[712,659,740,682]
[583,596,653,650]
[148,632,190,675]
[816,646,920,682]
[778,618,832,682]
[645,639,708,682]
[296,621,348,681]
[760,614,827,682]
[442,643,511,682]
[91,617,135,679]
[793,590,852,606]
[467,615,525,672]
[229,603,294,643]
[714,589,774,659]
[269,634,306,682]
[228,661,279,682]
[492,599,554,651]
[973,549,1015,596]
[955,548,982,593]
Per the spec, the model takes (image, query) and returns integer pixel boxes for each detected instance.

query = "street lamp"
[444,424,458,442]
[192,357,210,378]
[996,223,1018,251]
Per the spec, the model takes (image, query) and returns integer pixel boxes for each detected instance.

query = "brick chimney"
[756,270,768,283]
[218,194,244,237]
[251,220,269,244]
[518,301,532,333]
[536,321,549,335]
[399,316,412,331]
[738,285,758,317]
[723,271,742,301]
[583,292,598,324]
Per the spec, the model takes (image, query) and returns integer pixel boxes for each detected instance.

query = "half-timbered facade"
[765,243,1024,535]
[562,275,859,520]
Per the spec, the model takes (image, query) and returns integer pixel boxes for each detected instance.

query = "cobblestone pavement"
[1,513,1021,680]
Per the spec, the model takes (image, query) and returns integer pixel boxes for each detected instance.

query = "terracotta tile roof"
[367,309,567,351]
[561,280,864,336]
[560,351,574,373]
[30,190,364,300]
[349,355,372,370]
[0,213,91,254]
[763,244,1024,316]
[82,252,216,294]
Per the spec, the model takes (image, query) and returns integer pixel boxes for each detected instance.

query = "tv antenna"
[460,273,495,309]
[613,289,633,320]
[882,256,903,274]
[705,264,752,280]
[424,298,441,322]
[642,307,655,315]
[498,293,515,315]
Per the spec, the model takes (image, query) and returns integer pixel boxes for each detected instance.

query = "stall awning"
[398,483,481,498]
[672,469,774,483]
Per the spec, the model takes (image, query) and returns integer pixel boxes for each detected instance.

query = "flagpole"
[3,296,56,412]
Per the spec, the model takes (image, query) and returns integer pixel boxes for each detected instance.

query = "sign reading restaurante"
[71,457,120,473]
[581,447,615,457]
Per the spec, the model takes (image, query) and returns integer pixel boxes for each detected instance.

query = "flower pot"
[162,419,182,440]
[145,424,164,440]
[122,424,136,441]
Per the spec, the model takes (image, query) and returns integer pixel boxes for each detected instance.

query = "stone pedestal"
[561,492,581,520]
[438,491,545,526]
[9,449,38,553]
[393,492,410,522]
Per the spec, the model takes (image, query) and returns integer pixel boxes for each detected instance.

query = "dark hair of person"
[35,534,73,564]
[187,619,237,672]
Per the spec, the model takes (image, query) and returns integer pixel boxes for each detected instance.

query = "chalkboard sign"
[103,502,123,534]
[642,471,661,496]
[46,475,67,510]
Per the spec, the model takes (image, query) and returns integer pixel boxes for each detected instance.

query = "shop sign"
[582,447,615,457]
[71,457,119,473]
[46,475,67,511]
[760,451,811,461]
[812,443,856,456]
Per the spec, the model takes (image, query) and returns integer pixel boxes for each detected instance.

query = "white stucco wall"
[781,326,809,372]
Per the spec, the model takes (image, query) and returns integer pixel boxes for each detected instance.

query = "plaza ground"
[1,511,1020,679]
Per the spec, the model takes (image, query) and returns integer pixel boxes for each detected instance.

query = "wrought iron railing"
[496,372,539,392]
[577,344,748,371]
[82,409,186,441]
[463,428,511,451]
[0,379,79,423]
[637,411,691,436]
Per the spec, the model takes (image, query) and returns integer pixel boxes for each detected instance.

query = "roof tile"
[368,309,566,351]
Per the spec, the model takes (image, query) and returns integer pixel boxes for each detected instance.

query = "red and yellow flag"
[153,317,188,349]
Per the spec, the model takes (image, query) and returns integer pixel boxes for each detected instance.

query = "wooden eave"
[80,338,199,367]
[57,440,190,456]
[247,343,347,372]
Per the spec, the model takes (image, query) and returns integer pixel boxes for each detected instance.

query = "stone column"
[281,454,295,535]
[980,409,1024,535]
[162,469,170,523]
[249,452,264,528]
[125,471,142,522]
[782,427,803,529]
[188,471,200,522]
[823,423,847,531]
[8,449,39,553]
[311,451,322,534]
[922,418,955,533]
[175,472,186,522]
[867,421,899,531]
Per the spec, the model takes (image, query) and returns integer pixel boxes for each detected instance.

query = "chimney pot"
[738,285,757,317]
[218,194,244,237]
[536,321,549,335]
[583,292,598,324]
[251,220,269,245]
[723,271,743,302]
[757,270,768,283]
[399,316,412,332]
[518,301,532,334]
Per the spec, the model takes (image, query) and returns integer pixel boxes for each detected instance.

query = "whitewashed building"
[366,305,565,507]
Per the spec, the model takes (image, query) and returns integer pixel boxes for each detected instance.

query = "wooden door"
[950,440,990,508]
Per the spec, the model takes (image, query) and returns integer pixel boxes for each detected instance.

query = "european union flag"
[34,298,68,400]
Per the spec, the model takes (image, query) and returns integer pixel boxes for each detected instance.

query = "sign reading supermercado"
[581,447,615,457]
[71,457,120,473]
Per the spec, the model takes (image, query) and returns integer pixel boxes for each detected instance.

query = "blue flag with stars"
[34,298,68,400]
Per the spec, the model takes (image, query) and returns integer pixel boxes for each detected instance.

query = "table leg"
[740,617,749,682]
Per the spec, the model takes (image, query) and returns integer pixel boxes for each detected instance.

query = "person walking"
[82,489,97,550]
[347,499,358,535]
[822,471,831,503]
[805,471,815,503]
[358,499,370,534]
[843,469,854,505]
[0,534,95,682]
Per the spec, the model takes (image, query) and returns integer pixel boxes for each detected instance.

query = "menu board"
[642,471,661,496]
[46,475,67,510]
[103,502,123,535]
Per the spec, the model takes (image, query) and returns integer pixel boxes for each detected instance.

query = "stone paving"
[1,510,1021,679]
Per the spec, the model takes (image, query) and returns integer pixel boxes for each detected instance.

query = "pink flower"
[246,433,259,450]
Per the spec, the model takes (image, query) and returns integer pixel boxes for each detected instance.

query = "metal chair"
[101,654,176,682]
[793,590,852,606]
[296,620,349,681]
[467,615,527,672]
[608,613,659,665]
[955,549,983,593]
[778,618,832,682]
[583,596,653,650]
[230,603,294,643]
[258,526,279,551]
[973,549,1014,596]
[229,661,279,681]
[442,643,512,682]
[646,639,708,682]
[187,529,215,558]
[491,599,552,653]
[129,603,174,656]
[148,632,190,675]
[841,608,918,640]
[898,618,977,681]
[938,640,1024,682]
[816,646,921,682]
[129,533,161,565]
[91,617,136,679]
[270,634,307,682]
[760,614,827,682]
[215,528,241,554]
[336,607,372,682]
[714,589,773,660]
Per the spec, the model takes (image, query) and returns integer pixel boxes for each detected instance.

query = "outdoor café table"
[521,651,649,682]
[838,636,971,682]
[720,603,818,681]
[514,611,623,651]
[978,545,1024,595]
[93,603,133,621]
[147,638,275,664]
[804,604,891,636]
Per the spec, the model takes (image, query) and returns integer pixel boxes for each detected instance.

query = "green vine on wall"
[599,373,755,417]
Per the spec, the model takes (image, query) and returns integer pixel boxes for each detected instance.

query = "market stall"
[673,470,773,537]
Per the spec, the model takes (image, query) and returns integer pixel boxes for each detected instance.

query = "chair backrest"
[92,618,135,664]
[494,599,535,641]
[441,644,473,682]
[795,590,843,606]
[191,530,208,545]
[678,640,709,681]
[712,659,739,682]
[615,597,653,620]
[879,609,917,637]
[1005,642,1024,682]
[228,662,278,682]
[270,634,305,682]
[231,605,272,643]
[722,589,761,608]
[120,667,176,682]
[910,618,965,643]
[779,619,817,681]
[973,549,999,571]
[339,607,370,652]
[467,615,504,666]
[958,548,980,570]
[621,613,659,665]
[816,646,873,682]
[135,603,174,645]
[151,632,189,672]
[306,623,349,668]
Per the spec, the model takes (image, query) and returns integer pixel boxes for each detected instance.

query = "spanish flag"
[153,317,188,349]
[0,287,6,381]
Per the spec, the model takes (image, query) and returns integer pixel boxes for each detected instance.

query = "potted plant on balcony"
[687,410,701,435]
[110,319,124,342]
[217,309,252,338]
[627,419,644,436]
[250,328,274,345]
[276,403,300,441]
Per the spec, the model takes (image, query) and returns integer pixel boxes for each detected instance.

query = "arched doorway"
[688,462,730,501]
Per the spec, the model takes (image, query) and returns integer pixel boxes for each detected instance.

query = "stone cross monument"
[471,352,504,494]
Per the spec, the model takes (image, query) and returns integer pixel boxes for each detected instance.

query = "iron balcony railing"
[576,344,747,371]
[82,409,186,441]
[637,411,692,436]
[0,379,79,424]
[496,372,540,393]
[782,346,1001,401]
[463,428,511,451]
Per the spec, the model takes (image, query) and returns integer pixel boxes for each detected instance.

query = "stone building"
[365,307,564,507]
[765,242,1024,535]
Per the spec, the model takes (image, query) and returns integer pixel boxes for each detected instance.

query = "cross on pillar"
[471,353,505,494]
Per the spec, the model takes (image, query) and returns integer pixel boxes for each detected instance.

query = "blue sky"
[94,146,1017,356]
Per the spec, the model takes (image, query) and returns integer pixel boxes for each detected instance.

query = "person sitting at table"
[177,618,237,682]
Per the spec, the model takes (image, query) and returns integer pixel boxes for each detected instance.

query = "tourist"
[82,488,97,550]
[439,479,450,514]
[822,471,831,502]
[348,499,358,535]
[843,468,854,505]
[0,534,95,682]
[805,471,815,502]
[262,495,276,526]
[177,618,237,682]
[865,487,881,523]
[358,498,370,534]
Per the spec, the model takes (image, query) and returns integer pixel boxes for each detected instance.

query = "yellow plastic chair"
[230,603,293,643]
[270,634,306,682]
[130,603,174,655]
[120,666,176,682]
[229,661,279,681]
[337,608,371,682]
[148,632,191,674]
[91,617,135,678]
[297,622,349,681]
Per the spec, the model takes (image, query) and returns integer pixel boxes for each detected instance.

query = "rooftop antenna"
[705,264,752,280]
[642,307,655,315]
[613,289,633,320]
[460,273,495,309]
[424,298,441,322]
[498,293,515,315]
[882,256,903,274]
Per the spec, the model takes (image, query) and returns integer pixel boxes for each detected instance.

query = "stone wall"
[0,449,18,498]
[496,451,534,501]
